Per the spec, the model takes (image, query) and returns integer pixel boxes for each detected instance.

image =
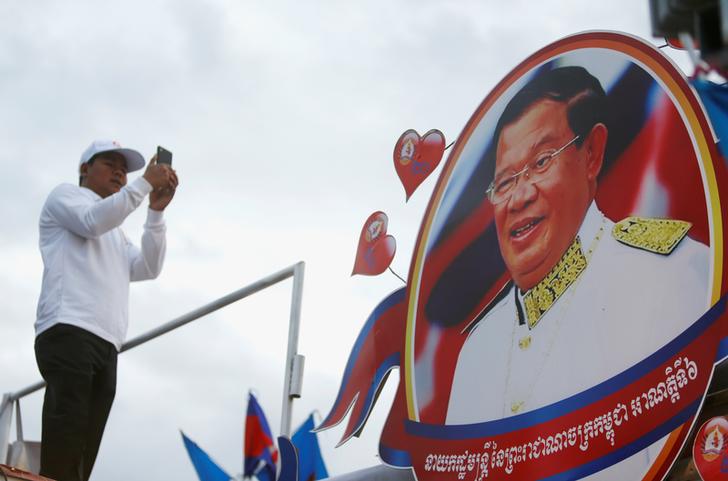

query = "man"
[446,67,709,477]
[34,139,178,481]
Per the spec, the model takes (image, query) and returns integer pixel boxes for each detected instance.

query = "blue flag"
[292,415,329,481]
[181,431,233,481]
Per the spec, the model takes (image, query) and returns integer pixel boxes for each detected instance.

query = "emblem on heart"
[393,129,446,201]
[352,211,396,276]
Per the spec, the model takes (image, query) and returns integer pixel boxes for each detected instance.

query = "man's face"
[494,99,600,290]
[81,152,128,198]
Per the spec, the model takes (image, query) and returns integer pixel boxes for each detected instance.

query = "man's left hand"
[149,168,179,211]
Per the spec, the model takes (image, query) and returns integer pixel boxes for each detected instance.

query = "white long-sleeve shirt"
[35,176,166,350]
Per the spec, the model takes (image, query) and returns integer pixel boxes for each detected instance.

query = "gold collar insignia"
[522,237,587,329]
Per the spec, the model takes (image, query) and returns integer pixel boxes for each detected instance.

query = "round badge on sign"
[398,31,727,481]
[693,416,728,480]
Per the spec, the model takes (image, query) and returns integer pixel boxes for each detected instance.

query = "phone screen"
[157,146,173,165]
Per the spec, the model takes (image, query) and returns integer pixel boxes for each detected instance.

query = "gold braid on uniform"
[523,238,587,329]
[612,217,692,255]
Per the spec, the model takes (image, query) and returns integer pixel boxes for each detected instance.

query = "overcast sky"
[0,1,694,480]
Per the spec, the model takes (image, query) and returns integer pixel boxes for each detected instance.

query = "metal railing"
[0,261,306,465]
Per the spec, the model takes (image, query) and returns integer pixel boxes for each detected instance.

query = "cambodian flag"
[244,392,279,481]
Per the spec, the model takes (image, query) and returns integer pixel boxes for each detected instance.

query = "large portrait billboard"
[400,32,727,480]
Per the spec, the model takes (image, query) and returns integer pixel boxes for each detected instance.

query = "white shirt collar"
[576,200,605,248]
[80,185,102,200]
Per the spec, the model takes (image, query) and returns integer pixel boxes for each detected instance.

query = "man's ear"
[584,123,608,182]
[79,162,89,185]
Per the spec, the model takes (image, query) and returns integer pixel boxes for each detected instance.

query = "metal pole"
[14,400,23,442]
[7,381,44,404]
[279,262,305,437]
[0,394,12,464]
[121,263,298,353]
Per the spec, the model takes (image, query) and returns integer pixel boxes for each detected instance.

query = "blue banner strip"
[717,337,728,362]
[406,295,725,440]
[379,443,413,468]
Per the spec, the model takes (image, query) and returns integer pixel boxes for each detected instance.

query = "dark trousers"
[35,323,117,481]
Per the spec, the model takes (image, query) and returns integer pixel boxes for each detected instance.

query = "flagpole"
[280,261,306,437]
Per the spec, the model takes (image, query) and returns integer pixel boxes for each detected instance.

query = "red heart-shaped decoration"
[693,416,728,481]
[393,129,446,201]
[352,211,396,276]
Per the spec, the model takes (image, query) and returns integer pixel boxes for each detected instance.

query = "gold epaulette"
[612,216,692,255]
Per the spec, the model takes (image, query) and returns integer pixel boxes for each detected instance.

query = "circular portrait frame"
[400,31,727,481]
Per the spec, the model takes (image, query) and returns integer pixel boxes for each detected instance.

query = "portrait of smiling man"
[446,66,710,477]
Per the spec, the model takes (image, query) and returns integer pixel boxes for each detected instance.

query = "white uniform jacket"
[446,202,710,479]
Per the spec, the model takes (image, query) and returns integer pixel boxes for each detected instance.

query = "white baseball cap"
[79,140,146,172]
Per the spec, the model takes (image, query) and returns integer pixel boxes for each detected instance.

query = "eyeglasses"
[486,135,580,205]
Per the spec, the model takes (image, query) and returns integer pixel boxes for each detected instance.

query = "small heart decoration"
[352,211,396,276]
[393,129,446,201]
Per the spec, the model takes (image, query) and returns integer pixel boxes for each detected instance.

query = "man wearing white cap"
[34,140,178,481]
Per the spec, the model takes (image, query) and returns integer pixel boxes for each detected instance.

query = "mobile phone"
[157,146,173,165]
